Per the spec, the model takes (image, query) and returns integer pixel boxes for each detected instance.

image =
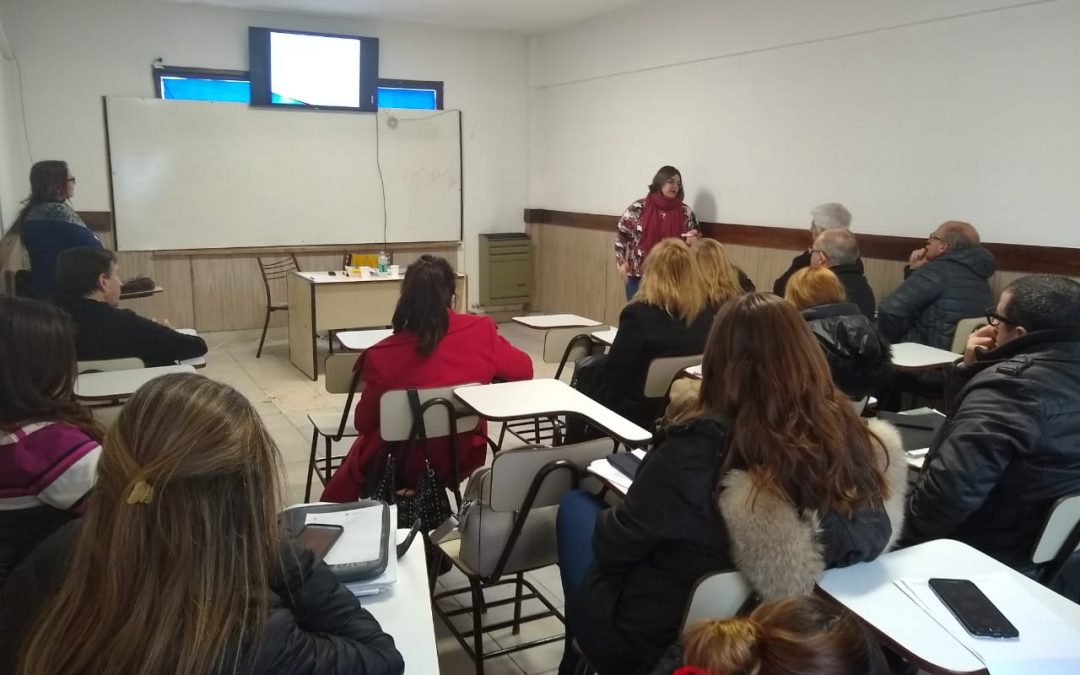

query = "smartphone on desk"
[607,452,642,480]
[928,578,1019,639]
[298,523,344,559]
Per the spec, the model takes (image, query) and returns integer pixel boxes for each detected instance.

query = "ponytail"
[682,617,761,675]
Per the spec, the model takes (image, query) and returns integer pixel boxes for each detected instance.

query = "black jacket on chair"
[597,302,713,428]
[904,328,1080,569]
[830,263,876,317]
[0,521,405,675]
[572,416,908,675]
[878,246,994,350]
[802,303,892,400]
[57,296,208,367]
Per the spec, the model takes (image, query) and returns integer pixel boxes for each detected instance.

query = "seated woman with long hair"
[672,596,889,675]
[785,266,892,401]
[689,238,744,310]
[0,296,102,587]
[0,374,404,675]
[557,293,907,675]
[322,255,532,502]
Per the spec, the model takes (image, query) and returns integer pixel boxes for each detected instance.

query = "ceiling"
[163,0,650,32]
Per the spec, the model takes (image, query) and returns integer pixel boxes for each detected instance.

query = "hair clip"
[126,479,154,505]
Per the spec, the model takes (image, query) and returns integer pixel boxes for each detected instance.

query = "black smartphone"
[298,523,344,559]
[607,452,642,480]
[928,578,1019,639]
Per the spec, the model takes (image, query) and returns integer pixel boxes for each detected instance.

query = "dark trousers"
[557,490,605,675]
[625,276,641,300]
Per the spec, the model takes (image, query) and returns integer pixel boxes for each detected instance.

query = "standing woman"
[615,165,701,300]
[12,161,102,299]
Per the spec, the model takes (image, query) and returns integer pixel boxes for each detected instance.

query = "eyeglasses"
[809,248,827,258]
[928,233,945,244]
[985,307,1019,327]
[66,177,77,184]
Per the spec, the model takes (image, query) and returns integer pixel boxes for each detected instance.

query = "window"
[153,66,251,103]
[377,79,443,110]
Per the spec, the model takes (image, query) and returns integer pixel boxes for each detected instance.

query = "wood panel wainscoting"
[0,211,460,332]
[524,209,1080,327]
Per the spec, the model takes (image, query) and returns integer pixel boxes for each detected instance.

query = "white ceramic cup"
[389,264,401,276]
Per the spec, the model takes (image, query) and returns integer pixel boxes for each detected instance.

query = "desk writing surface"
[891,342,959,370]
[512,314,603,329]
[338,329,395,351]
[74,364,196,400]
[592,328,618,345]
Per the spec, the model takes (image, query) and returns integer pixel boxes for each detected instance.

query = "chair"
[681,571,754,632]
[432,438,614,675]
[77,358,145,373]
[90,403,125,431]
[1031,494,1080,586]
[256,255,300,358]
[643,354,703,399]
[304,353,362,501]
[951,317,986,354]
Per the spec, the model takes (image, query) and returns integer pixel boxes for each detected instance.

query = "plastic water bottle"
[377,251,389,275]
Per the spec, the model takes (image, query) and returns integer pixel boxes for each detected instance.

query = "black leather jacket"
[802,303,892,400]
[905,328,1080,568]
[878,246,994,349]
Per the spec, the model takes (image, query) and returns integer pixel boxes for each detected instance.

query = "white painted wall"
[530,0,1080,247]
[0,12,24,232]
[0,0,529,305]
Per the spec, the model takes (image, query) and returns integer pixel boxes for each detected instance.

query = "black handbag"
[366,389,452,533]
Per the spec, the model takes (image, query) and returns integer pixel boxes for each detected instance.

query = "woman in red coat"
[322,255,533,502]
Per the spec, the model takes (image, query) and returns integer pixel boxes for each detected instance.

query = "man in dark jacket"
[878,220,994,349]
[54,247,207,367]
[905,275,1080,586]
[810,228,876,317]
[772,202,859,297]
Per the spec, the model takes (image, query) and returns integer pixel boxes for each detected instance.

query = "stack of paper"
[896,573,1080,674]
[587,449,647,495]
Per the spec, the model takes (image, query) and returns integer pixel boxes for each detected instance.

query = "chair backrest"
[851,396,869,415]
[89,403,125,430]
[681,571,753,632]
[951,316,986,353]
[487,438,614,512]
[1032,494,1080,565]
[256,255,300,305]
[379,384,480,443]
[78,358,145,374]
[542,326,605,364]
[643,354,704,399]
[324,353,361,394]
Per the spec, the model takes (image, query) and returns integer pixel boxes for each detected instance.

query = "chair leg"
[496,421,507,452]
[305,429,320,502]
[329,330,335,355]
[323,436,333,485]
[256,306,271,358]
[512,571,524,635]
[469,579,486,675]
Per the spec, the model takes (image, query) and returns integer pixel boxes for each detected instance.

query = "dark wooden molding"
[77,211,112,234]
[524,208,1080,276]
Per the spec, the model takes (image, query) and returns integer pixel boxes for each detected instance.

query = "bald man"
[878,221,995,350]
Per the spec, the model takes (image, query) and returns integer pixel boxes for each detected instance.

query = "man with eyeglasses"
[904,275,1080,596]
[877,220,994,350]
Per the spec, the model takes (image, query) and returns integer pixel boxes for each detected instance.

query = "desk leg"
[288,276,317,380]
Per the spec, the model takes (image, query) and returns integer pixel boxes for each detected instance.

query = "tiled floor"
[198,322,566,675]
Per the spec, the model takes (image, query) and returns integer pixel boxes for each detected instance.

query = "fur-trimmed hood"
[717,418,908,600]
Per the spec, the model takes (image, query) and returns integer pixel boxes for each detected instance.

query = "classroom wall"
[528,0,1080,247]
[0,0,530,307]
[0,13,22,231]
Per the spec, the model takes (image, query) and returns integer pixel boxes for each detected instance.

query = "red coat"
[321,311,533,502]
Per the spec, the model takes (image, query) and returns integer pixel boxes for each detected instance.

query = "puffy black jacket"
[830,263,876,317]
[0,521,405,675]
[573,416,906,675]
[878,246,994,349]
[802,303,892,400]
[904,328,1080,569]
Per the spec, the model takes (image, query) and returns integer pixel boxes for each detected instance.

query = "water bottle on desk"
[377,251,389,276]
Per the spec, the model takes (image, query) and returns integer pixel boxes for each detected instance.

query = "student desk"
[337,328,395,352]
[817,539,1080,674]
[74,364,196,402]
[364,529,439,675]
[512,314,603,330]
[591,327,618,346]
[453,379,653,447]
[288,272,466,380]
[891,342,959,371]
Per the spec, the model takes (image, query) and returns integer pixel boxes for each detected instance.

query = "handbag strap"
[405,389,436,465]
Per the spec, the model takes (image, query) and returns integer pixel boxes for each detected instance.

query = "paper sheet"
[896,573,1080,675]
[587,449,647,495]
[305,506,384,566]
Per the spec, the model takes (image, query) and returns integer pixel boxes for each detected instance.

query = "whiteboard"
[105,98,461,250]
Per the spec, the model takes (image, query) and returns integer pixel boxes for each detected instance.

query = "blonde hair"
[633,238,706,325]
[682,596,887,675]
[691,238,743,307]
[20,374,284,675]
[784,266,846,311]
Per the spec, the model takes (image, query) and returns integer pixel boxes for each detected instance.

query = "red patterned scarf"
[638,191,687,257]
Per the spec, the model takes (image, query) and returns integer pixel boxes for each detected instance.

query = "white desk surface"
[512,314,604,329]
[891,342,960,370]
[338,329,394,351]
[295,271,466,285]
[587,449,647,496]
[454,379,653,446]
[818,539,1080,674]
[176,328,206,368]
[685,364,702,378]
[591,327,618,345]
[364,529,438,675]
[74,364,196,401]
